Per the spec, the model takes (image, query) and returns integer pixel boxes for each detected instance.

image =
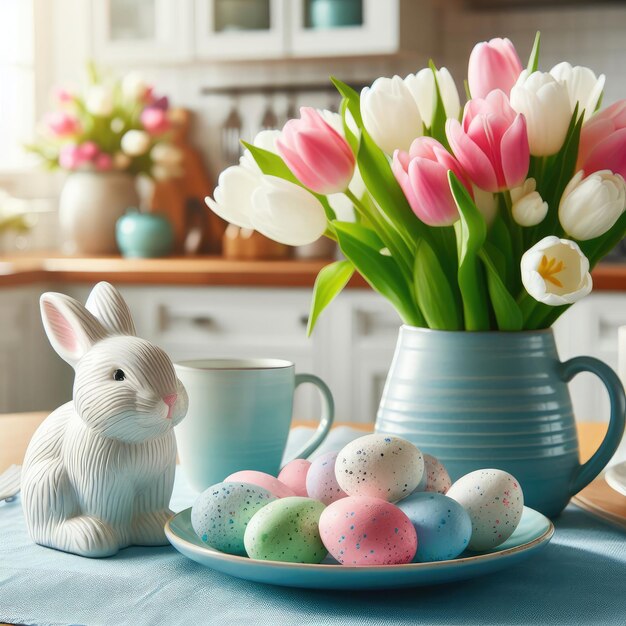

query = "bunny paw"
[56,515,120,557]
[131,509,173,546]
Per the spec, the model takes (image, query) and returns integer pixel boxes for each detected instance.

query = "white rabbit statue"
[22,282,188,557]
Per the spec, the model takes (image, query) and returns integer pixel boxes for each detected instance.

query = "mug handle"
[281,373,335,466]
[558,356,626,497]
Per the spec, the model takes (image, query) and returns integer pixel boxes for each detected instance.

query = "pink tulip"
[392,137,470,226]
[94,153,113,171]
[77,141,99,161]
[578,100,626,178]
[277,107,355,194]
[58,144,84,170]
[44,111,81,137]
[446,89,529,192]
[468,38,523,99]
[140,107,170,135]
[54,88,75,105]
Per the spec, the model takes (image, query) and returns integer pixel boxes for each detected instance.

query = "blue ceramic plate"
[165,506,554,590]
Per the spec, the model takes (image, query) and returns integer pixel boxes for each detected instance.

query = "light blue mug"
[174,359,334,492]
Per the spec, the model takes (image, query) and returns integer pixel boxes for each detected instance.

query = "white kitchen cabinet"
[91,0,194,63]
[194,0,287,60]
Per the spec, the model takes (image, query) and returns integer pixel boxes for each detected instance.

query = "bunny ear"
[85,282,136,337]
[40,293,108,366]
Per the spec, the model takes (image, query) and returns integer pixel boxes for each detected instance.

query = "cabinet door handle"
[299,315,309,327]
[190,315,214,328]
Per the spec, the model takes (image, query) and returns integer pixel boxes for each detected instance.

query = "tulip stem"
[344,188,414,280]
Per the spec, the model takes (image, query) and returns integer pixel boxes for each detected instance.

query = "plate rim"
[165,506,555,573]
[605,462,626,497]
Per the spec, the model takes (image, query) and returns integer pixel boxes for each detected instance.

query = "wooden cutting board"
[572,477,626,530]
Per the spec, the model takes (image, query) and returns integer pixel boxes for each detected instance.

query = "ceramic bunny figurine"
[22,282,188,557]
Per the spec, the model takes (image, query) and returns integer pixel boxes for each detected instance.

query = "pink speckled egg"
[278,459,311,497]
[414,454,452,495]
[306,451,348,505]
[318,496,417,566]
[224,470,296,499]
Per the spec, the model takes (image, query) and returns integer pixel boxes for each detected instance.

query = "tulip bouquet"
[207,33,626,333]
[28,66,182,180]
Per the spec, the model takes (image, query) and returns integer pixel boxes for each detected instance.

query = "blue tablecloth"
[1,427,626,626]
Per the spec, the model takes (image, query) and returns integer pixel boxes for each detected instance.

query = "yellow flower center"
[538,255,564,288]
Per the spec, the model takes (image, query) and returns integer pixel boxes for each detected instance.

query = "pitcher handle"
[281,373,334,466]
[558,356,626,497]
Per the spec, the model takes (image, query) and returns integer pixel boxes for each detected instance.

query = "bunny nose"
[163,393,178,419]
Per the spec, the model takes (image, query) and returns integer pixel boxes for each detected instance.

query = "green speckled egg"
[191,482,276,556]
[244,497,327,563]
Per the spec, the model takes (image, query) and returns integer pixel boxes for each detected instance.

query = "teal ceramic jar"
[308,0,363,28]
[375,326,626,518]
[116,211,174,258]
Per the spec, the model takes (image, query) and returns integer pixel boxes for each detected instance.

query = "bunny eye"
[113,369,126,382]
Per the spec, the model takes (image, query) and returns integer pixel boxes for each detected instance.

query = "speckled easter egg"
[318,496,417,566]
[414,454,452,495]
[397,492,472,562]
[277,459,311,497]
[191,482,276,556]
[244,497,327,563]
[306,451,348,505]
[447,469,524,551]
[224,470,296,498]
[335,434,424,502]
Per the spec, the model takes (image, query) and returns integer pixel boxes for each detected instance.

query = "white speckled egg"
[244,497,327,563]
[414,454,452,495]
[335,434,424,502]
[446,469,524,551]
[306,451,348,505]
[191,482,276,555]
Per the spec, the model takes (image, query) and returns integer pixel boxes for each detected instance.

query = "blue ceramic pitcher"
[375,326,626,517]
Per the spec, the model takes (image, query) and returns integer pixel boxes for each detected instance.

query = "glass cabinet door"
[91,0,193,63]
[290,0,399,57]
[194,0,286,60]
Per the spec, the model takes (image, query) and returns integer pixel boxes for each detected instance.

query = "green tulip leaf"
[449,171,490,330]
[414,239,462,330]
[330,220,385,251]
[478,249,523,331]
[242,142,337,221]
[334,222,425,327]
[427,60,451,151]
[307,260,355,336]
[488,213,516,292]
[330,76,363,127]
[340,98,359,154]
[527,31,541,73]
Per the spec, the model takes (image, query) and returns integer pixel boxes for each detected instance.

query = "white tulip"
[120,130,151,156]
[318,108,359,139]
[404,67,461,128]
[85,85,114,117]
[122,72,149,101]
[472,185,497,226]
[251,176,327,246]
[151,143,183,166]
[559,169,626,240]
[205,165,260,230]
[510,70,571,156]
[239,130,281,172]
[360,75,423,154]
[549,62,605,122]
[510,178,548,227]
[521,236,592,306]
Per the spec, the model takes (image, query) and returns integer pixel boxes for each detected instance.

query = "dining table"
[1,412,625,626]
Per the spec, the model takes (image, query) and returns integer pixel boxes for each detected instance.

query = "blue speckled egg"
[191,482,276,556]
[244,497,327,563]
[397,492,472,562]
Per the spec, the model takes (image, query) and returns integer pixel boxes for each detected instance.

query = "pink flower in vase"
[277,107,355,194]
[150,95,169,110]
[77,141,100,161]
[141,107,171,135]
[54,88,75,106]
[468,38,523,99]
[577,100,626,179]
[58,144,83,170]
[446,89,529,193]
[94,153,113,171]
[392,137,471,226]
[44,112,81,138]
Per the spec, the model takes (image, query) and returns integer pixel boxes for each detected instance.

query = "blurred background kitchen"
[1,0,625,424]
